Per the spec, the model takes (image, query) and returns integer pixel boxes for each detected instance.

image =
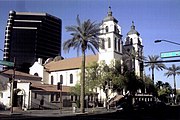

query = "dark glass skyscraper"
[3,11,62,73]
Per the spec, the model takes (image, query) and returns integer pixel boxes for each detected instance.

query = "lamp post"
[154,39,180,104]
[154,39,180,46]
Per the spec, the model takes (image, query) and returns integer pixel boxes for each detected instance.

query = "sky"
[0,0,180,88]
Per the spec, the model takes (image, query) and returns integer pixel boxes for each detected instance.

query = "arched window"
[108,38,111,48]
[118,39,121,52]
[60,75,63,84]
[114,25,117,33]
[101,39,105,49]
[105,26,108,33]
[70,74,73,84]
[114,38,117,50]
[34,73,39,76]
[130,38,133,45]
[51,76,54,85]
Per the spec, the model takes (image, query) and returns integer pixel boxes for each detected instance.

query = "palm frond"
[63,15,100,55]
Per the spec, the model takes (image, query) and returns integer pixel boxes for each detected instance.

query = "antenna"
[108,0,110,8]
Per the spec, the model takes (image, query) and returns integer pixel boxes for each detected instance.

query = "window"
[130,38,133,45]
[108,38,111,48]
[105,26,108,33]
[71,95,74,101]
[34,73,39,76]
[51,94,54,102]
[56,94,60,101]
[101,39,105,49]
[118,39,121,52]
[70,74,73,84]
[114,37,117,50]
[0,92,3,98]
[34,93,37,99]
[51,76,54,85]
[60,75,63,84]
[75,95,77,101]
[114,25,117,33]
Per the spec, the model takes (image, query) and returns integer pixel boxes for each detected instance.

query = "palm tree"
[164,64,180,104]
[145,55,166,84]
[63,15,100,113]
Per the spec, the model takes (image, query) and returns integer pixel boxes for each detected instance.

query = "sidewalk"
[0,107,115,118]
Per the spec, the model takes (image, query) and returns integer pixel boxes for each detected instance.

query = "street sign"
[0,60,14,67]
[160,50,180,58]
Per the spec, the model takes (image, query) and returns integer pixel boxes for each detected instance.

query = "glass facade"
[3,11,62,73]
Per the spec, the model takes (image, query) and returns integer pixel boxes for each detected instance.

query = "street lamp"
[154,39,180,46]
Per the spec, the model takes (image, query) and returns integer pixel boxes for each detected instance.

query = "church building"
[29,7,144,108]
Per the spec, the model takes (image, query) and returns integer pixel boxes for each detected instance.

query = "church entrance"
[13,89,24,109]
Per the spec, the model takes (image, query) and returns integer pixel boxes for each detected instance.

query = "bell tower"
[98,7,123,65]
[124,21,143,77]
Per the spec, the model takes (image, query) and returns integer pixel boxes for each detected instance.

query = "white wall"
[50,69,81,86]
[29,60,44,79]
[0,82,30,109]
[17,82,30,109]
[0,83,11,109]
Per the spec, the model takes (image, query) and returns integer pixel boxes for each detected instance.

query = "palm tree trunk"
[173,75,177,104]
[152,68,154,84]
[80,49,85,113]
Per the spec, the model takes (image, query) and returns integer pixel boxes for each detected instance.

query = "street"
[0,106,180,120]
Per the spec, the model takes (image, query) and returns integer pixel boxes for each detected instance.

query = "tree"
[156,81,164,89]
[109,60,125,92]
[164,64,180,104]
[124,71,143,95]
[145,55,166,83]
[86,62,102,91]
[155,81,172,103]
[144,75,157,95]
[85,62,104,108]
[63,15,101,113]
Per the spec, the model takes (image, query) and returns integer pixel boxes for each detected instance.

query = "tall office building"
[3,11,61,73]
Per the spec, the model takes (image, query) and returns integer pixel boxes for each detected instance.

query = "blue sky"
[0,0,180,88]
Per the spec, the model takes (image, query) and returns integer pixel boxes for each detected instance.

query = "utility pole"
[10,57,15,113]
[57,82,62,114]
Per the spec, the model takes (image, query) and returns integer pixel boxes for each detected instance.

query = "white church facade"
[29,7,144,108]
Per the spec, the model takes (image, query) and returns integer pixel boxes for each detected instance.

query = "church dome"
[103,6,118,23]
[127,21,140,36]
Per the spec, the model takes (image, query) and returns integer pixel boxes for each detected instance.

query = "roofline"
[10,10,61,21]
[48,67,80,72]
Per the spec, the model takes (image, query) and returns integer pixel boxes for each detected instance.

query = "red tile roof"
[31,82,71,93]
[0,69,42,81]
[45,55,98,72]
